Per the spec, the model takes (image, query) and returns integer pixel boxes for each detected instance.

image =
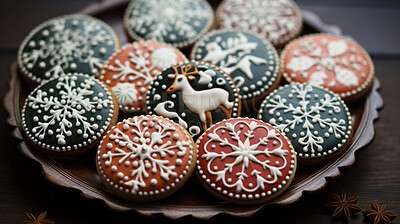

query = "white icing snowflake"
[101,117,191,194]
[219,0,300,44]
[21,17,116,80]
[126,0,211,43]
[27,75,111,146]
[151,48,178,68]
[286,38,367,87]
[264,84,349,155]
[112,83,138,106]
[201,120,290,193]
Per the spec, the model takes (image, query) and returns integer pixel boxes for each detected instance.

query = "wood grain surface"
[0,0,399,223]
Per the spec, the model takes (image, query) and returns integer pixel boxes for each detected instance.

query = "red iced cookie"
[196,118,296,204]
[96,115,196,201]
[99,42,187,114]
[281,34,374,102]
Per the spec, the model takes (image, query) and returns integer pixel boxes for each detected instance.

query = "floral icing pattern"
[216,0,302,47]
[18,14,119,84]
[22,74,115,152]
[282,34,374,99]
[100,42,187,113]
[196,118,296,203]
[124,0,213,48]
[259,83,352,159]
[97,116,195,199]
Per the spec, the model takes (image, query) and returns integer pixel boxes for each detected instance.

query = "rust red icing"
[97,116,194,198]
[196,118,296,203]
[100,42,187,113]
[282,34,374,99]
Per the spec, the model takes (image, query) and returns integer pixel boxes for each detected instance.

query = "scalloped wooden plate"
[3,0,383,220]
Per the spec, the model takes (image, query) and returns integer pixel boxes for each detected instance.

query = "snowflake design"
[201,120,290,193]
[112,83,138,106]
[219,0,301,45]
[26,75,112,146]
[285,37,369,89]
[20,16,116,82]
[101,116,191,194]
[263,84,350,155]
[151,48,178,68]
[126,0,211,44]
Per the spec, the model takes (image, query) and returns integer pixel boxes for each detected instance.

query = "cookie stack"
[17,0,374,204]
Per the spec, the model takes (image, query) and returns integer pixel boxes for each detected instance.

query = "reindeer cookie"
[191,30,280,103]
[18,14,120,85]
[96,115,196,201]
[99,42,187,114]
[146,61,241,140]
[196,118,297,204]
[281,34,375,102]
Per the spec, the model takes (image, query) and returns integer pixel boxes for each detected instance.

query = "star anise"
[326,191,362,220]
[363,201,397,224]
[22,211,55,224]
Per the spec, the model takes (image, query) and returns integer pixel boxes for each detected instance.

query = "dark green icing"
[124,0,212,46]
[22,74,114,151]
[18,15,118,83]
[192,30,280,100]
[259,83,352,159]
[146,61,240,141]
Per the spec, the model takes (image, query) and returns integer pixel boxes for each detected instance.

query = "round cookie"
[123,0,214,49]
[21,73,118,156]
[196,118,297,204]
[216,0,302,48]
[281,34,375,102]
[18,14,120,85]
[146,61,241,141]
[96,115,196,201]
[258,83,353,164]
[191,30,281,103]
[99,42,188,114]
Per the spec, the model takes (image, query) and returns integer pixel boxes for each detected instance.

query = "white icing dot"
[111,166,117,172]
[96,115,102,120]
[117,172,124,179]
[107,143,113,149]
[150,179,158,186]
[176,159,182,166]
[173,133,179,140]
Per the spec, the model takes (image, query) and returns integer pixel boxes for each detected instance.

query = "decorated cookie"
[191,30,280,102]
[99,42,187,114]
[146,61,241,141]
[258,83,352,164]
[96,115,196,201]
[281,34,375,102]
[18,14,120,85]
[196,118,296,204]
[216,0,302,48]
[123,0,214,49]
[21,74,118,155]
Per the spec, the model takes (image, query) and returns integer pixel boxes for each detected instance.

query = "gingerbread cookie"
[216,0,302,48]
[123,0,214,49]
[96,115,196,201]
[196,118,296,204]
[21,74,118,156]
[99,42,187,114]
[258,83,352,164]
[191,30,281,103]
[146,61,241,141]
[18,14,120,85]
[281,34,375,102]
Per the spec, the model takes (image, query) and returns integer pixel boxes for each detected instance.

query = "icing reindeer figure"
[166,64,234,131]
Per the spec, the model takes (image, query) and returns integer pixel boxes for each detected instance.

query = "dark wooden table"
[1,0,399,223]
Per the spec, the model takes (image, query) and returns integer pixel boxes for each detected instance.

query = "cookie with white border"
[96,115,196,201]
[99,42,187,114]
[191,30,281,104]
[21,73,118,156]
[216,0,302,48]
[146,61,241,141]
[196,118,296,204]
[281,34,375,102]
[123,0,214,49]
[258,83,353,164]
[18,14,120,85]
